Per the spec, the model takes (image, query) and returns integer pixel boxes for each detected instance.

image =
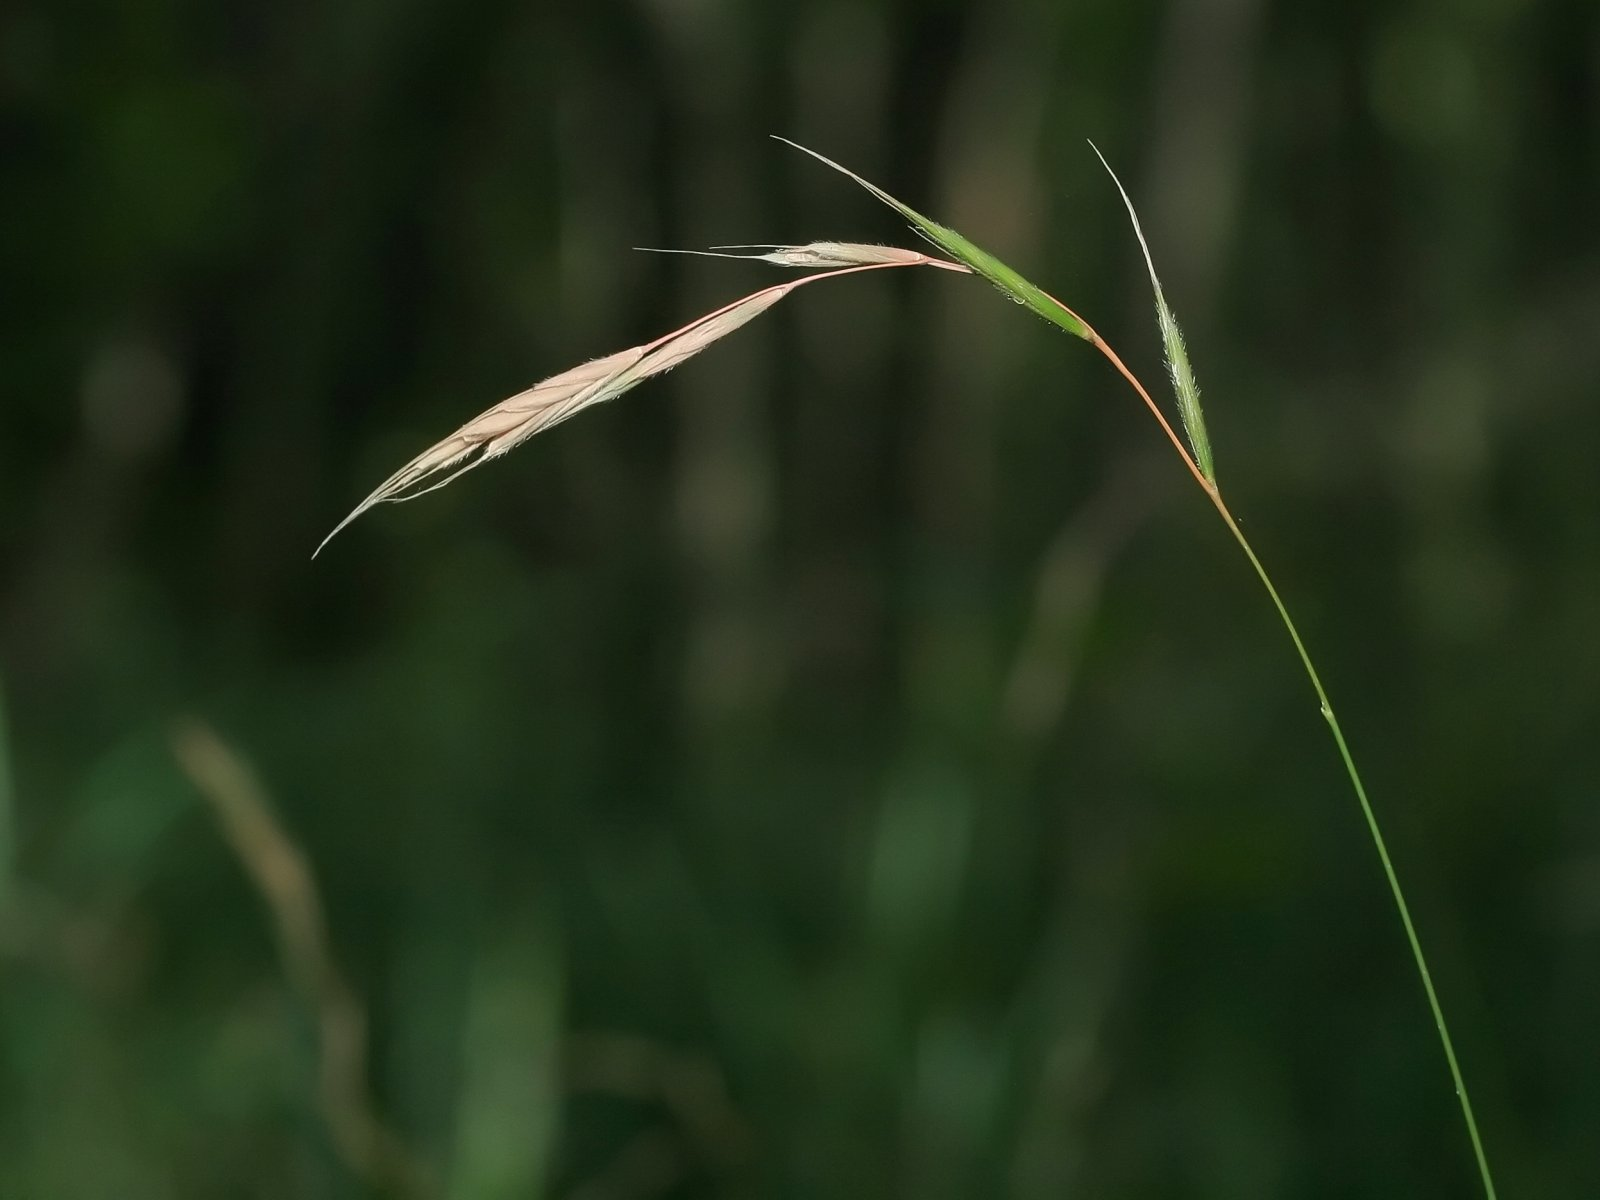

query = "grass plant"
[322,140,1497,1197]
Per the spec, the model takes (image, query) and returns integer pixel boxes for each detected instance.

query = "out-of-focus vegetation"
[2,0,1597,1196]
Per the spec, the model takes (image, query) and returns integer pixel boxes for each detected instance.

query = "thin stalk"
[1081,311,1497,1198]
[765,154,1491,1177]
[1207,496,1497,1200]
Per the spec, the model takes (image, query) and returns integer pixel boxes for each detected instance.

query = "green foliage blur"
[3,0,1597,1196]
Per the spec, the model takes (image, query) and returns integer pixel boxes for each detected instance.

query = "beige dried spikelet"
[637,241,948,269]
[315,249,966,556]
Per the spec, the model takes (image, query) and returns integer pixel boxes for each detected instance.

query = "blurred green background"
[3,0,1597,1196]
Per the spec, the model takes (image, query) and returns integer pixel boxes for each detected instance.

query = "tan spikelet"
[636,241,965,270]
[316,254,964,556]
[314,346,646,556]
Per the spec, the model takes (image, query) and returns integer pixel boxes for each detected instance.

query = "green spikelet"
[776,138,1093,343]
[1090,143,1215,484]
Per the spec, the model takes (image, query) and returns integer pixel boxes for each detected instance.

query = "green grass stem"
[1208,496,1498,1200]
[786,136,1501,1196]
[1081,270,1498,1200]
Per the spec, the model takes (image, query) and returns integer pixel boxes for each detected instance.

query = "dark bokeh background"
[3,0,1598,1196]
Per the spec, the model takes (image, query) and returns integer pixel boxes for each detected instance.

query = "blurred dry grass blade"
[563,1031,754,1170]
[172,719,432,1200]
[565,1129,685,1200]
[1000,457,1163,743]
[316,252,963,556]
